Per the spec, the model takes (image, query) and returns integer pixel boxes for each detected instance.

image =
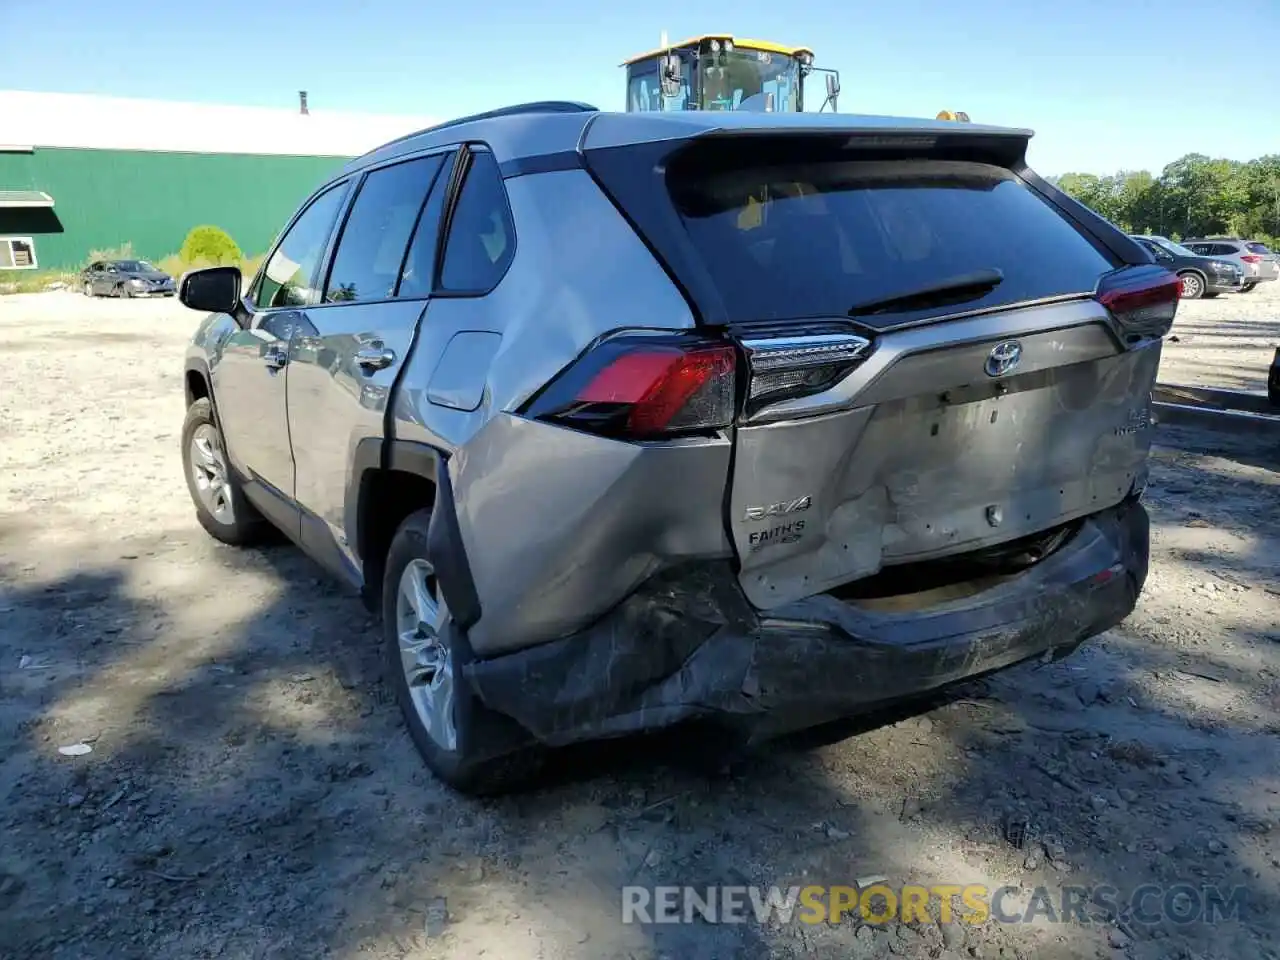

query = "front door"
[286,151,453,579]
[212,180,350,538]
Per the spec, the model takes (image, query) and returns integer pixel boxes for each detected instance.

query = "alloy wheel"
[188,423,235,524]
[395,558,457,751]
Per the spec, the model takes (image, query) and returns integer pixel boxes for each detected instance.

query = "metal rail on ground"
[1152,382,1280,440]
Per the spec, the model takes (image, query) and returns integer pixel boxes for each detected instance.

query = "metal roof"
[0,190,54,208]
[0,90,437,158]
[621,35,814,66]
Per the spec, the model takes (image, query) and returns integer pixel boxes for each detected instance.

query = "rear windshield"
[667,158,1116,323]
[1246,242,1273,255]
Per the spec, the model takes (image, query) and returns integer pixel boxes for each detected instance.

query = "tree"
[1055,152,1280,248]
[180,226,243,265]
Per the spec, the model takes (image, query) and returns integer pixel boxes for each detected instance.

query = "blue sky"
[2,0,1277,176]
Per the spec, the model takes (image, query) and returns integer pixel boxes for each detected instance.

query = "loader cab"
[623,35,839,113]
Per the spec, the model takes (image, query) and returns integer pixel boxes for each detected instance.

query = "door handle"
[355,346,396,371]
[263,345,288,370]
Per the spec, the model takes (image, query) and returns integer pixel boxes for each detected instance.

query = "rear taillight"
[525,333,737,439]
[739,331,872,414]
[1241,254,1263,264]
[1096,266,1180,341]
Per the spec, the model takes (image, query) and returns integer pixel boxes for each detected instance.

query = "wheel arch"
[1176,268,1207,296]
[349,439,482,628]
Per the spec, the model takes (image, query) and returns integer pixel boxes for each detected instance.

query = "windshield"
[1246,241,1273,255]
[114,259,155,271]
[1150,237,1197,258]
[699,48,800,111]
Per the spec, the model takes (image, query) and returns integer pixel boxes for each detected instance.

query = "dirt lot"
[1,286,1278,960]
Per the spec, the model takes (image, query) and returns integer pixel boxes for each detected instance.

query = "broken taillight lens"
[525,333,737,439]
[1095,266,1180,342]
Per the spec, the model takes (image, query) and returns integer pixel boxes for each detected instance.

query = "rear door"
[286,150,453,581]
[655,145,1162,608]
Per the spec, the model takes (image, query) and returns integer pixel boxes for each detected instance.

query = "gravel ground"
[1156,281,1279,392]
[1,287,1278,960]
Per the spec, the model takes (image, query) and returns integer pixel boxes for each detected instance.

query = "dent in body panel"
[466,500,1148,747]
[450,413,732,656]
[733,306,1163,609]
[287,300,427,576]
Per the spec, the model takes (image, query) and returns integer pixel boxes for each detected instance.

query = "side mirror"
[180,265,242,313]
[660,54,683,98]
[826,73,839,98]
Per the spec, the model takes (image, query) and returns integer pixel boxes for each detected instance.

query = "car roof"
[340,103,1034,179]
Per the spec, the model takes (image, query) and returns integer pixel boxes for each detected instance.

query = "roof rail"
[374,101,599,152]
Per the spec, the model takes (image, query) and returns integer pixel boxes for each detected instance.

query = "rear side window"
[1211,243,1238,256]
[439,150,515,293]
[1246,242,1272,255]
[256,182,348,309]
[323,154,445,303]
[1186,243,1210,255]
[667,157,1115,322]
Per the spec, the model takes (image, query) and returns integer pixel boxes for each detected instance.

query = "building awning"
[0,190,55,208]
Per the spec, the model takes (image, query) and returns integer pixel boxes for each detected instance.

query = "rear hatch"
[581,119,1176,608]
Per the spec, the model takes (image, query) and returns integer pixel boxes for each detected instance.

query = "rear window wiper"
[849,268,1005,317]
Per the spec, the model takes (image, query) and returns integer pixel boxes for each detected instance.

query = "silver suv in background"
[1183,237,1279,291]
[178,103,1176,794]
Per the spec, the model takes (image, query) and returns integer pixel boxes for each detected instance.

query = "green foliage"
[1052,154,1280,247]
[179,225,243,266]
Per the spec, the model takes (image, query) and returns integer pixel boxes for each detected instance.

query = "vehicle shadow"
[3,439,1278,960]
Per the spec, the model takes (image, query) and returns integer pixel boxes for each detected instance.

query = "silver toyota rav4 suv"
[179,102,1176,793]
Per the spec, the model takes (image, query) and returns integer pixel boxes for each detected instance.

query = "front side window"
[323,155,445,304]
[256,182,348,309]
[439,151,515,293]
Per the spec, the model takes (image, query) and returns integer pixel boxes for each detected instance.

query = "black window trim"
[313,148,455,310]
[395,150,458,301]
[245,177,353,315]
[433,142,518,299]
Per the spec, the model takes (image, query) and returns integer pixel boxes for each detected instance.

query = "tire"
[382,509,542,795]
[83,282,93,297]
[116,283,132,298]
[1177,272,1205,300]
[1241,282,1257,294]
[180,398,267,545]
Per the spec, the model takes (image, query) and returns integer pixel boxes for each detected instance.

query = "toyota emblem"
[984,340,1023,378]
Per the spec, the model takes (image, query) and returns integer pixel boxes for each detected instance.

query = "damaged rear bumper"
[464,498,1149,748]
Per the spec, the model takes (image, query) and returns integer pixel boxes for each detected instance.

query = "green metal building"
[0,90,435,272]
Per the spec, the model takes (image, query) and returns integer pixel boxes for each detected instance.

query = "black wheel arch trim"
[183,358,221,424]
[349,438,482,630]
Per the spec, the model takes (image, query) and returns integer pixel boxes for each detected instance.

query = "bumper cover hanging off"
[464,499,1149,747]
